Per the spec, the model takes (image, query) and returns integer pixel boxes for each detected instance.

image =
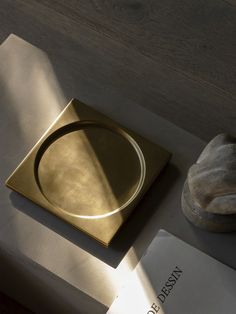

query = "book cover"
[108,230,236,314]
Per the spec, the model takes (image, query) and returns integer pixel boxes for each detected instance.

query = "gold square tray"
[6,99,171,246]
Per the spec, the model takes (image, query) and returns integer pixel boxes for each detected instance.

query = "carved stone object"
[182,133,236,232]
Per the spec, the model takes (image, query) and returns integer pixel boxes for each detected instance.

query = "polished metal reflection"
[34,121,146,219]
[6,99,171,246]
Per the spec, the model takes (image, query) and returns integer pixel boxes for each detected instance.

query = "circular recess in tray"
[34,121,146,219]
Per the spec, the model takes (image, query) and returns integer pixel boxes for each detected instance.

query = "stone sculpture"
[182,133,236,232]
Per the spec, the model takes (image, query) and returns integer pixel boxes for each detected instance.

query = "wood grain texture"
[37,0,236,96]
[0,0,235,141]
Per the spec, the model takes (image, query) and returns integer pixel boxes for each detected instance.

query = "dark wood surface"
[0,292,32,314]
[0,0,235,141]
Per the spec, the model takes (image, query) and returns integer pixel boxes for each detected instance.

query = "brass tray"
[6,99,171,246]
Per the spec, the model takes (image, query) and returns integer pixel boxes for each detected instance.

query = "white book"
[107,230,236,314]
